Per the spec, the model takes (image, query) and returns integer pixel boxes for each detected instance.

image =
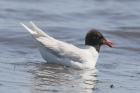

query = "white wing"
[21,21,86,63]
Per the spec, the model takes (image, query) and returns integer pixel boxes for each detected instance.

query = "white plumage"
[21,21,99,69]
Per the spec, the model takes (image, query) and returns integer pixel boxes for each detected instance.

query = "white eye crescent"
[96,36,100,39]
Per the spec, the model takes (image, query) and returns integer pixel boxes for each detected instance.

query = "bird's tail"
[29,21,49,37]
[21,22,36,35]
[21,21,54,40]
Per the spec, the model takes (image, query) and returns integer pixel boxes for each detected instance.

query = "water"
[0,0,140,93]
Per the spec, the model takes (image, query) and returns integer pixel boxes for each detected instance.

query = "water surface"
[0,0,140,93]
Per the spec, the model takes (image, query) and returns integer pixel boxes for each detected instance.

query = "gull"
[21,21,114,69]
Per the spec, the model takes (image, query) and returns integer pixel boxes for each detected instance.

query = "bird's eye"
[96,36,100,39]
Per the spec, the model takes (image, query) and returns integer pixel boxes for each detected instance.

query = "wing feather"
[36,37,84,63]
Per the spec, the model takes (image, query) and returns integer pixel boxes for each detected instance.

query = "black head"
[85,29,114,52]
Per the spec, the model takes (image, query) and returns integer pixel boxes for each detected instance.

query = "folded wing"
[21,21,86,63]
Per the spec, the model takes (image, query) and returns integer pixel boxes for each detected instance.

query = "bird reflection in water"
[29,63,98,93]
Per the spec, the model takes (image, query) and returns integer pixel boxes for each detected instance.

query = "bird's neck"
[92,44,101,52]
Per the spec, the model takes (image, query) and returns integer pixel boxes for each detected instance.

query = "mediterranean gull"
[21,21,114,69]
